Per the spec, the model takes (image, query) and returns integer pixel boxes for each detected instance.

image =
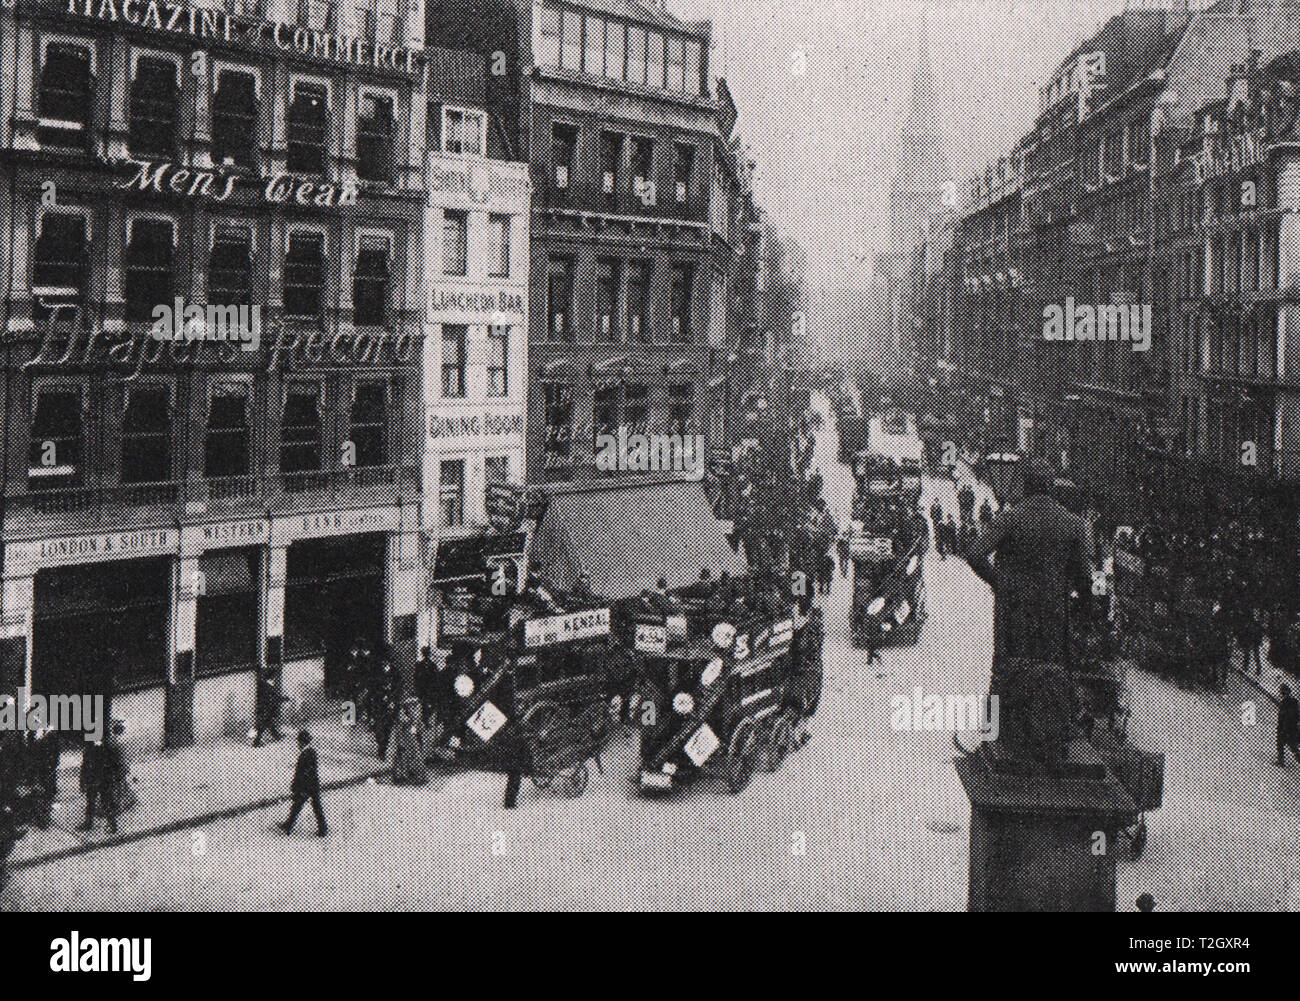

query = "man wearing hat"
[281,730,328,836]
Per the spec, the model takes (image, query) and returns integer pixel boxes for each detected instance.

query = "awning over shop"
[533,480,747,599]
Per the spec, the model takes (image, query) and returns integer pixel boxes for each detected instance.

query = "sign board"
[634,623,668,654]
[466,701,507,743]
[850,536,894,559]
[8,528,178,571]
[523,608,611,647]
[683,724,720,766]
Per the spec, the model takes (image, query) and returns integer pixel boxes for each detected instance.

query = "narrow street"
[5,395,1300,910]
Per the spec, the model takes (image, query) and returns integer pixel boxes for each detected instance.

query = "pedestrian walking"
[368,654,400,761]
[413,646,438,727]
[80,723,124,834]
[930,500,943,535]
[837,535,850,577]
[281,730,328,836]
[1239,607,1265,676]
[958,483,976,524]
[1278,684,1300,767]
[28,727,60,829]
[819,552,836,595]
[253,665,284,746]
[391,698,427,786]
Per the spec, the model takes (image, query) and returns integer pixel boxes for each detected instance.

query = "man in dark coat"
[253,666,284,746]
[281,730,328,836]
[1277,683,1300,767]
[958,483,976,524]
[413,646,438,727]
[964,461,1094,672]
[77,738,100,831]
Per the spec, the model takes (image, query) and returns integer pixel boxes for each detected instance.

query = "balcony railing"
[4,465,418,534]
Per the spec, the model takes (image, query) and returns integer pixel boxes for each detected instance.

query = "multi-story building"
[0,0,436,749]
[1161,46,1300,478]
[422,82,531,624]
[427,0,748,596]
[935,0,1300,516]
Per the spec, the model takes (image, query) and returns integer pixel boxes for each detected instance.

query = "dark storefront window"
[350,380,388,467]
[28,387,82,490]
[281,382,323,475]
[287,82,328,175]
[596,259,619,341]
[627,261,650,342]
[284,535,385,676]
[600,131,622,200]
[353,235,390,326]
[195,548,260,676]
[624,383,648,435]
[122,384,171,484]
[32,213,88,323]
[673,143,695,205]
[125,219,175,324]
[33,559,170,699]
[38,44,93,149]
[209,224,253,308]
[487,324,508,397]
[441,325,466,397]
[442,210,468,276]
[357,93,394,182]
[488,215,510,278]
[543,383,573,480]
[547,258,573,341]
[552,123,577,191]
[129,57,178,158]
[284,231,325,322]
[668,383,694,435]
[440,458,465,527]
[212,70,258,168]
[205,382,251,478]
[670,264,693,342]
[631,137,653,203]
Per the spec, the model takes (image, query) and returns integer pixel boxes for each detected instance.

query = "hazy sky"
[670,0,1128,287]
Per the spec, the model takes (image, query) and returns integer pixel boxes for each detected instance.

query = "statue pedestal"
[955,741,1137,912]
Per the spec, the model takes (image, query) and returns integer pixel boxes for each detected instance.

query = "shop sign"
[634,623,667,653]
[275,507,400,543]
[63,0,424,74]
[427,410,524,441]
[10,528,178,570]
[431,287,525,316]
[197,519,269,548]
[117,159,360,208]
[523,608,611,647]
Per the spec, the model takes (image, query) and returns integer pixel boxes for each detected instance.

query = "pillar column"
[0,572,35,703]
[11,24,37,151]
[166,555,200,748]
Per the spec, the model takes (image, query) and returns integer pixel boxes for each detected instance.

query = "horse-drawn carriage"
[618,582,823,794]
[430,595,623,798]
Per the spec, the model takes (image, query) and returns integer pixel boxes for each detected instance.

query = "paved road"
[6,394,1298,910]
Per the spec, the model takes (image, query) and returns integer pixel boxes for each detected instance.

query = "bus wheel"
[726,722,759,793]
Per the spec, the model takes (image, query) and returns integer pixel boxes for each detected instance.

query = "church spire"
[888,21,949,257]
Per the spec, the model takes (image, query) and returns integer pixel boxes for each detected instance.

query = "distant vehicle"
[868,409,926,468]
[848,455,927,647]
[978,451,1023,505]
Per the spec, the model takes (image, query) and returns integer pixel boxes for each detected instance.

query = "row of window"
[440,325,510,398]
[440,211,510,277]
[437,456,512,529]
[33,213,402,326]
[545,258,693,342]
[550,123,696,207]
[27,380,389,490]
[534,5,704,96]
[39,43,409,183]
[540,380,697,477]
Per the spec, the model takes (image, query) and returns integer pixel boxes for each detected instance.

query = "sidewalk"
[9,708,390,869]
